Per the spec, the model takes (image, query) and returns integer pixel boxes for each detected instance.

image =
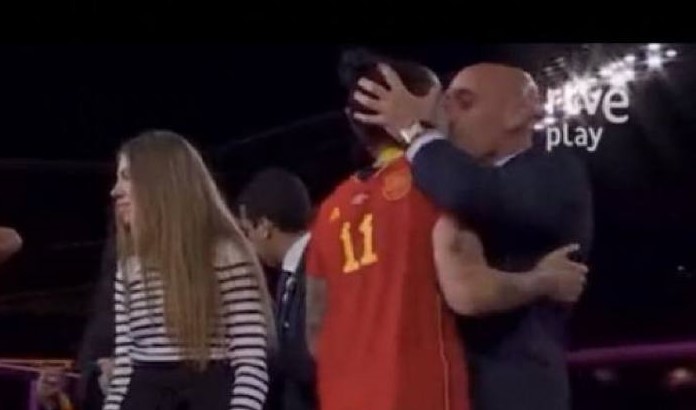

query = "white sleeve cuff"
[406,130,446,162]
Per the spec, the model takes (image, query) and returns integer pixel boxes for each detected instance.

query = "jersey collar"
[374,146,404,168]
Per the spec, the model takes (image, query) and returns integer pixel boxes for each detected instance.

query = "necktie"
[279,270,296,332]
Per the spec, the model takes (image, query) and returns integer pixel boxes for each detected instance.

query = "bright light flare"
[647,54,663,69]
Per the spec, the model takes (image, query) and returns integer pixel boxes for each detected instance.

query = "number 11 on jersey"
[340,213,378,273]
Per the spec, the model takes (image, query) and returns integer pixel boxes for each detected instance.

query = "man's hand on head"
[352,64,441,141]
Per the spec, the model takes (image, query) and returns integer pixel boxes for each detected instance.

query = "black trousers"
[121,361,232,410]
[81,369,106,410]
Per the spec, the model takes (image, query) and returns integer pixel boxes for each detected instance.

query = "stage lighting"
[609,73,626,87]
[647,54,663,69]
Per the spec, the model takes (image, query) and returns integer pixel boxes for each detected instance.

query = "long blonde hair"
[115,130,275,369]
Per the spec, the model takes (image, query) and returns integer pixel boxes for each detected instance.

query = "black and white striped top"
[103,245,269,410]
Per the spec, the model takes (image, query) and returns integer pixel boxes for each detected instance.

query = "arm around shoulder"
[432,215,545,316]
[409,137,501,220]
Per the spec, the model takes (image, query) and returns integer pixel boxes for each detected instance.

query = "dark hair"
[339,48,438,152]
[236,168,312,234]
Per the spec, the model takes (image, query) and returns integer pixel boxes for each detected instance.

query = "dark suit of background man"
[352,63,593,410]
[76,235,116,410]
[236,168,316,410]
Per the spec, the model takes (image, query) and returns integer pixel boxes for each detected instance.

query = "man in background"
[236,168,315,410]
[353,61,593,410]
[38,235,116,410]
[75,235,116,410]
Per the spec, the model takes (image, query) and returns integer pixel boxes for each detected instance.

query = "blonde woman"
[104,130,274,410]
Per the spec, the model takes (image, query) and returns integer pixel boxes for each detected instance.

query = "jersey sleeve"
[305,197,333,279]
[305,234,325,279]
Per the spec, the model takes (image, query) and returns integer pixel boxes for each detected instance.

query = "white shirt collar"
[281,233,310,273]
[494,149,526,167]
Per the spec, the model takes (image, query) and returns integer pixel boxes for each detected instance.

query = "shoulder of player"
[318,177,360,210]
[378,156,413,178]
[307,177,354,233]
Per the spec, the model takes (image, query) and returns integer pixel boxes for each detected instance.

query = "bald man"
[353,63,593,410]
[0,227,22,265]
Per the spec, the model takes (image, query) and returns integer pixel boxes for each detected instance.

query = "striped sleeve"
[103,269,134,410]
[219,262,269,410]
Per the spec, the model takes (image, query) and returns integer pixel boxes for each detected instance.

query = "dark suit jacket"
[272,252,317,410]
[265,252,317,410]
[411,137,593,410]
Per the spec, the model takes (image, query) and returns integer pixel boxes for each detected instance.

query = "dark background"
[0,43,693,367]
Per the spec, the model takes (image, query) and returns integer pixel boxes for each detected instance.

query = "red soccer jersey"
[307,156,470,410]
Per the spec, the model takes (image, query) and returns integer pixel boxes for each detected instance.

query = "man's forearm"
[305,277,326,358]
[441,263,547,316]
[434,222,549,316]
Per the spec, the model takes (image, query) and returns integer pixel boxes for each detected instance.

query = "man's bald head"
[442,63,543,161]
[449,63,534,95]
